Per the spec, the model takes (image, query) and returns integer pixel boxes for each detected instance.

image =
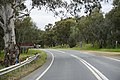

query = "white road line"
[104,57,120,62]
[71,54,109,80]
[36,51,54,80]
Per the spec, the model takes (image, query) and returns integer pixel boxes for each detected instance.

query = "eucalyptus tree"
[105,0,120,48]
[44,23,55,47]
[53,18,76,46]
[15,17,38,43]
[77,16,90,43]
[77,8,107,48]
[0,0,28,66]
[88,9,106,48]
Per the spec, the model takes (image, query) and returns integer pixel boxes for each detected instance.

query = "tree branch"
[17,14,29,18]
[17,6,34,18]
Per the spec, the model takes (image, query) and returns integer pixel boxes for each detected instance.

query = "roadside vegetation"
[71,47,120,52]
[0,49,47,80]
[50,43,120,52]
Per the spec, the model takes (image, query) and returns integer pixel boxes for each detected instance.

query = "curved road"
[21,49,120,80]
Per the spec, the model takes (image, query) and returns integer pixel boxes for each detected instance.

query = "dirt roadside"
[80,50,120,59]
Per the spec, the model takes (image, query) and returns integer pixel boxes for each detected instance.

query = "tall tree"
[44,23,55,47]
[15,17,34,43]
[105,0,120,47]
[53,18,76,45]
[0,0,28,66]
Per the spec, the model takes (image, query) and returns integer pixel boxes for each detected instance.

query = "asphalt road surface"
[21,49,120,80]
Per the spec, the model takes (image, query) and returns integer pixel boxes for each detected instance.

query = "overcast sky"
[25,0,113,30]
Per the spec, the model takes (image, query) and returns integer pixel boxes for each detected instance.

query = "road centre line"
[50,49,66,53]
[71,54,109,80]
[36,50,54,80]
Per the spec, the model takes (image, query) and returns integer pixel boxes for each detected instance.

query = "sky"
[25,0,113,30]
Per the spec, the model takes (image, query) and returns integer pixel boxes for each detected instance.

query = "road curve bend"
[21,49,120,80]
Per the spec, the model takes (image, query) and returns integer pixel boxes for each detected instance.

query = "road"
[21,49,120,80]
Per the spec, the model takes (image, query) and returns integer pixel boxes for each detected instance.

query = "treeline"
[42,4,120,48]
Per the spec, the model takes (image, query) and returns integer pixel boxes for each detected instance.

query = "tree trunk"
[0,4,17,66]
[98,40,103,49]
[3,21,16,66]
[80,41,82,48]
[91,41,94,47]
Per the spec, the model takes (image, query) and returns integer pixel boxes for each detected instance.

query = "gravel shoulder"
[80,50,120,59]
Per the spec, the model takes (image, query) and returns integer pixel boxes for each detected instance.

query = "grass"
[66,47,120,52]
[49,43,120,52]
[0,51,4,60]
[0,49,47,80]
[0,51,5,69]
[51,44,69,49]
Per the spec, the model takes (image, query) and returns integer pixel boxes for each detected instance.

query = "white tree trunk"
[0,3,17,66]
[0,4,16,48]
[3,19,16,48]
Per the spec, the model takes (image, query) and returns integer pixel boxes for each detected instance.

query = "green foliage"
[105,2,120,48]
[15,17,43,44]
[42,18,76,47]
[68,32,76,48]
[0,51,4,61]
[31,0,103,16]
[53,18,76,45]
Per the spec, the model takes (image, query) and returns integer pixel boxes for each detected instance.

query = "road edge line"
[35,50,54,80]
